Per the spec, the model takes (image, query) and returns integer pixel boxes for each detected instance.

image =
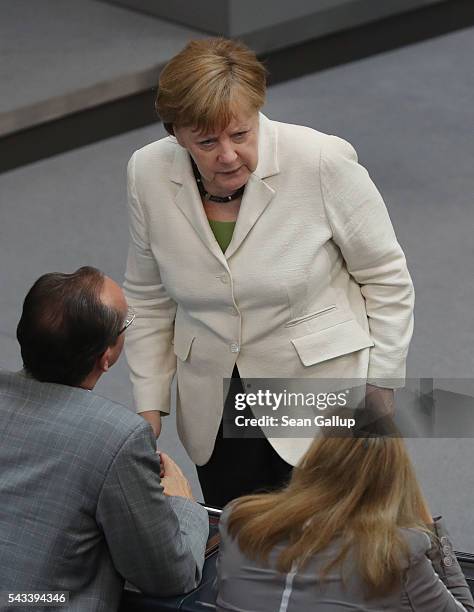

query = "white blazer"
[124,113,414,465]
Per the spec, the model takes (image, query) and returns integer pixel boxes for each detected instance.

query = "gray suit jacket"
[216,509,474,611]
[0,370,208,612]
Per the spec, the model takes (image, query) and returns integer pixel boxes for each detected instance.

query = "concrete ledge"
[103,0,446,48]
[1,66,158,137]
[0,0,465,142]
[241,0,447,54]
[0,0,204,138]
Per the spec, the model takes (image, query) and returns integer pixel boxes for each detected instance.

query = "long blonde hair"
[226,435,431,597]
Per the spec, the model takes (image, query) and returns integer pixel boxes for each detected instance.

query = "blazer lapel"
[225,113,279,259]
[171,145,229,268]
[170,113,279,262]
[224,175,275,259]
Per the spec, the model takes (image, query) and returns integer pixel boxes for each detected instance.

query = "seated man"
[0,266,208,611]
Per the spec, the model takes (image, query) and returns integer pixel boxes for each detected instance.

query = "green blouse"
[208,219,236,253]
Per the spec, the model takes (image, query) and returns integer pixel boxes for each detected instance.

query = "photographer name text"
[234,415,355,428]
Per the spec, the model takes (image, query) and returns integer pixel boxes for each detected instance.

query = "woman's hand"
[139,410,162,438]
[365,384,395,417]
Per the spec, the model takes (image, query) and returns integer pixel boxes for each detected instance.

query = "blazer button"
[219,275,229,284]
[443,556,453,567]
[440,536,449,546]
[230,343,240,353]
[228,307,238,316]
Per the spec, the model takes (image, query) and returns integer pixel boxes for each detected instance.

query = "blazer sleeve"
[96,420,209,596]
[403,519,474,611]
[124,152,177,414]
[320,136,415,385]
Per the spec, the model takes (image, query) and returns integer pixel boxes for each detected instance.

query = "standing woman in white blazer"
[124,38,415,507]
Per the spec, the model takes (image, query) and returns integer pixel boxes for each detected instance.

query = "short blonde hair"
[155,38,267,135]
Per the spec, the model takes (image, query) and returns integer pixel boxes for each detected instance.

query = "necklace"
[191,159,245,203]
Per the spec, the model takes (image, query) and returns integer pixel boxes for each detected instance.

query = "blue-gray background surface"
[1,15,473,549]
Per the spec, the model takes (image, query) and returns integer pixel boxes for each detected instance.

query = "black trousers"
[196,366,293,508]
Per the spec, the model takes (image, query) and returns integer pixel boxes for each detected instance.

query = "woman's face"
[174,106,259,197]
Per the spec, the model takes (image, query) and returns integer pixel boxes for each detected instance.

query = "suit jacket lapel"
[171,145,229,267]
[224,174,275,259]
[169,113,279,262]
[225,113,279,259]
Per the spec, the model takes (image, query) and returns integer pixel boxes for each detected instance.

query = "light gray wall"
[229,0,440,35]
[0,0,204,137]
[102,0,446,52]
[102,0,229,33]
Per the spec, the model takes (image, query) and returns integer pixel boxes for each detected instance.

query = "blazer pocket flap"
[173,328,195,361]
[291,319,374,367]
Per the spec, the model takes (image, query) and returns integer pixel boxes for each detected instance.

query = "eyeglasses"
[118,306,136,335]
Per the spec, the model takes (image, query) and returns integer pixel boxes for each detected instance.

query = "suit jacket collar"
[169,113,279,262]
[254,112,279,179]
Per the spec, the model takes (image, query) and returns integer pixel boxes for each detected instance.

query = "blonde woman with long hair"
[216,434,474,611]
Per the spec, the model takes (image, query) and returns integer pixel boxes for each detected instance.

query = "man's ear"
[97,347,112,373]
